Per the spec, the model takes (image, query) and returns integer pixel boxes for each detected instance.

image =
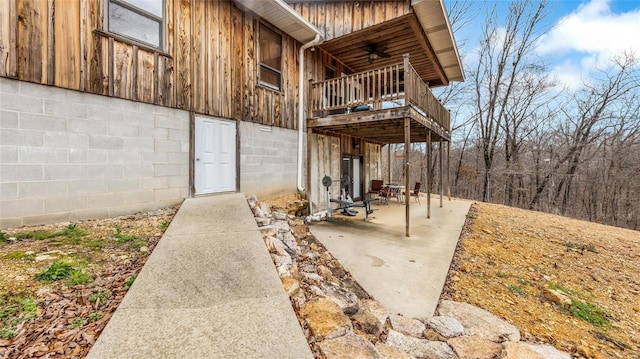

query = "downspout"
[297,34,322,192]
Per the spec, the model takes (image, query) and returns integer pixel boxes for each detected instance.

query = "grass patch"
[88,311,103,322]
[132,239,147,249]
[496,271,507,278]
[66,270,93,286]
[0,232,8,243]
[70,317,85,329]
[466,214,477,220]
[89,290,109,305]
[34,261,75,282]
[507,284,526,296]
[565,300,611,327]
[548,282,572,294]
[0,295,37,339]
[4,251,34,261]
[124,274,136,290]
[14,230,59,241]
[34,260,93,285]
[160,221,170,232]
[563,241,597,253]
[12,224,88,246]
[113,226,138,243]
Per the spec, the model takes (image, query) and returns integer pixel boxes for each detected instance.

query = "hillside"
[442,202,640,358]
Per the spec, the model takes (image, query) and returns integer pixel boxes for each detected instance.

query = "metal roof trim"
[411,0,464,82]
[236,0,323,44]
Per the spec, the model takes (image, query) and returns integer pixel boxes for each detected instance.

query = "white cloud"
[537,0,640,56]
[537,0,640,89]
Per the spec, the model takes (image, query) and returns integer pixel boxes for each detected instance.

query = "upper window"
[107,0,164,49]
[259,24,282,91]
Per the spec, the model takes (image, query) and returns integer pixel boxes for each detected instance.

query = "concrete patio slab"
[309,195,472,319]
[87,193,313,359]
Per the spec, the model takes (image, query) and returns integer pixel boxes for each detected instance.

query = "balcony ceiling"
[308,108,450,145]
[319,13,448,87]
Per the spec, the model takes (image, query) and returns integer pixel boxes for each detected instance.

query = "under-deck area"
[306,56,452,237]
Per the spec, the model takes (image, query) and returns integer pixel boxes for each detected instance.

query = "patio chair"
[368,180,384,199]
[404,182,422,205]
[378,186,394,205]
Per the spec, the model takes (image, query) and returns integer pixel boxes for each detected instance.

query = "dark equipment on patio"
[322,175,377,221]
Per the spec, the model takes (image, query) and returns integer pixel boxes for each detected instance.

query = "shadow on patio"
[308,195,472,319]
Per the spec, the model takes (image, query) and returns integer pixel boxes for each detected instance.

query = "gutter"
[297,34,322,192]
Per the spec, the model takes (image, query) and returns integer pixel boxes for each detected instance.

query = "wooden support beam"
[427,130,431,219]
[404,117,411,237]
[307,127,313,215]
[439,139,443,208]
[447,140,451,201]
[387,144,391,183]
[426,131,433,218]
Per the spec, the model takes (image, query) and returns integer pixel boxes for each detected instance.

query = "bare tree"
[471,0,549,201]
[529,53,640,213]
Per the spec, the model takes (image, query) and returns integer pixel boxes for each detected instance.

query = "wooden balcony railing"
[309,54,450,132]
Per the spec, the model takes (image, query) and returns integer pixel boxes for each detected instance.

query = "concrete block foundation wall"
[0,78,190,228]
[239,121,300,198]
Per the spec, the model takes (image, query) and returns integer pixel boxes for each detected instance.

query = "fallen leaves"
[442,202,640,359]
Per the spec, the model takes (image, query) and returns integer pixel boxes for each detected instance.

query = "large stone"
[425,316,465,338]
[375,342,413,359]
[264,235,287,256]
[500,342,544,359]
[318,333,381,359]
[273,211,288,221]
[521,343,571,359]
[352,308,385,336]
[359,299,389,328]
[389,314,426,337]
[385,330,457,359]
[321,282,359,315]
[543,287,572,306]
[300,298,352,341]
[255,217,270,227]
[280,231,300,255]
[447,335,501,359]
[437,301,520,342]
[281,277,300,297]
[423,329,447,342]
[259,202,271,216]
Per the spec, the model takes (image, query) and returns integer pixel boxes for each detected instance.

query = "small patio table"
[384,184,405,203]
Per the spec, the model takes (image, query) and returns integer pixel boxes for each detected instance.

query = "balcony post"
[403,54,411,105]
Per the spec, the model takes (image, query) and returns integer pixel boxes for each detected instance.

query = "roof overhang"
[412,0,464,82]
[235,0,322,43]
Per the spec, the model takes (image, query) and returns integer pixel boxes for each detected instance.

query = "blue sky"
[449,0,640,89]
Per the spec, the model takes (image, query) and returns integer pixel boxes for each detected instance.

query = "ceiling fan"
[366,44,391,64]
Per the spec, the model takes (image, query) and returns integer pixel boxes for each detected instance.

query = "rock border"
[248,196,572,359]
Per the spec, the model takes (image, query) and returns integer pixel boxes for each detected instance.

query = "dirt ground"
[0,207,177,358]
[442,202,640,359]
[2,197,639,358]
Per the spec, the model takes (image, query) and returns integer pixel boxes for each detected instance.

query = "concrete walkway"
[310,195,472,319]
[88,194,312,359]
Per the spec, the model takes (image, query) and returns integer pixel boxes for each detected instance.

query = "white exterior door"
[194,117,236,194]
[353,157,361,199]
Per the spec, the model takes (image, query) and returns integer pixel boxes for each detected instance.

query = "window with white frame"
[107,0,164,49]
[259,24,282,90]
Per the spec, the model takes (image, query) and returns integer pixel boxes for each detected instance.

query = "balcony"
[307,55,450,144]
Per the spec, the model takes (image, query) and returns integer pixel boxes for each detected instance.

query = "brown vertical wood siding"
[290,1,411,42]
[0,0,355,131]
